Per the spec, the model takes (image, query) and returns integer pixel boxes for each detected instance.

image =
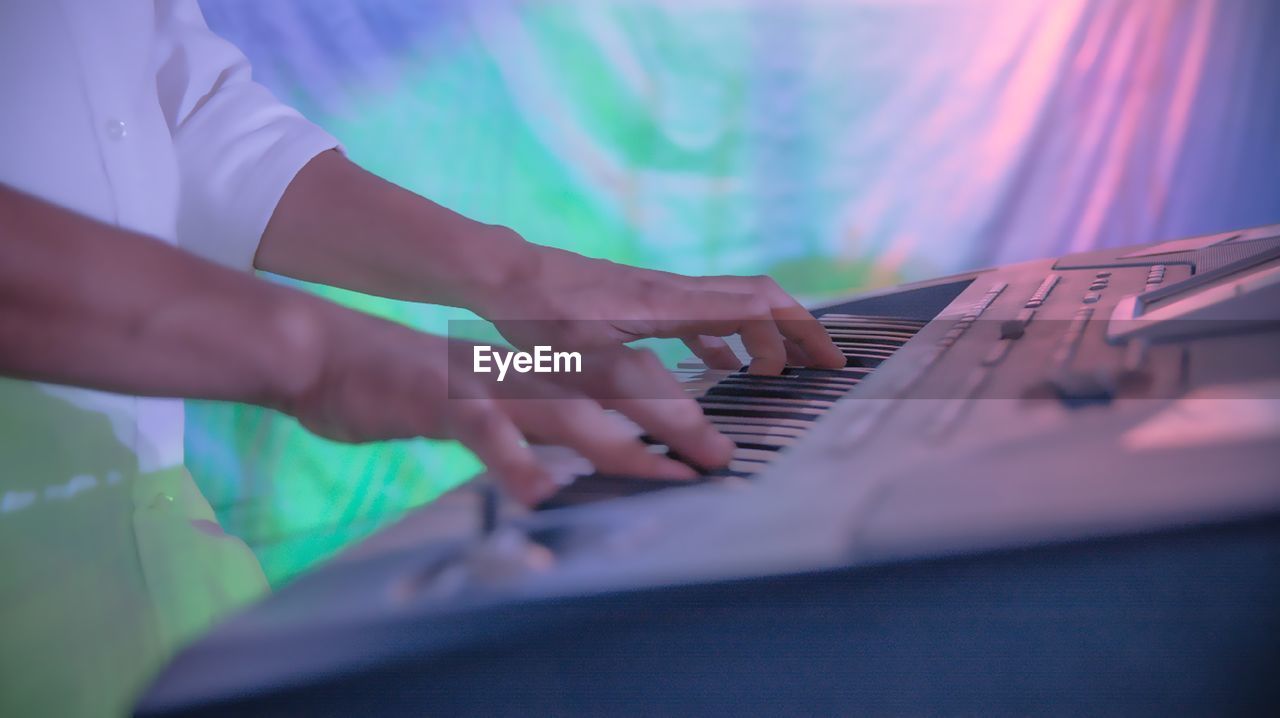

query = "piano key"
[701,414,815,430]
[824,329,916,341]
[642,423,781,441]
[706,385,845,402]
[820,319,926,331]
[833,345,897,357]
[705,422,807,439]
[697,405,824,422]
[733,447,782,463]
[721,371,860,389]
[820,313,927,324]
[698,397,830,413]
[725,434,794,449]
[824,322,918,331]
[835,346,905,356]
[700,394,836,410]
[707,383,846,398]
[708,382,847,397]
[731,370,865,384]
[785,368,870,381]
[822,322,924,331]
[830,338,910,349]
[539,313,925,510]
[832,341,909,352]
[825,327,922,337]
[831,338,899,348]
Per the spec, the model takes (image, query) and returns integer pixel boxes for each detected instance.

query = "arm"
[254,150,534,310]
[256,151,847,375]
[0,185,731,503]
[0,185,317,405]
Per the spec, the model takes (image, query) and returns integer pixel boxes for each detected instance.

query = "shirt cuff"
[176,121,342,272]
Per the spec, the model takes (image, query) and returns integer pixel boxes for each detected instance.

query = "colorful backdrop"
[189,0,1280,583]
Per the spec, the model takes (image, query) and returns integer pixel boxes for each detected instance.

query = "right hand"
[271,303,736,505]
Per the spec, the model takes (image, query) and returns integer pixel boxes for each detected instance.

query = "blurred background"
[187,0,1280,584]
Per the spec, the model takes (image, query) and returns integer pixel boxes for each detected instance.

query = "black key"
[733,447,780,463]
[825,324,915,332]
[706,386,834,404]
[831,338,899,348]
[726,372,862,387]
[834,345,897,356]
[716,383,853,397]
[786,367,871,380]
[716,368,855,386]
[844,355,883,368]
[820,314,926,325]
[701,394,828,411]
[730,371,865,386]
[707,385,844,402]
[698,397,829,413]
[698,405,821,422]
[705,422,806,439]
[705,415,814,430]
[825,331,914,343]
[831,338,906,349]
[727,435,792,450]
[825,325,916,335]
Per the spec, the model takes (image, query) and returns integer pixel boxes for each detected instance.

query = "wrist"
[458,225,550,317]
[256,289,330,413]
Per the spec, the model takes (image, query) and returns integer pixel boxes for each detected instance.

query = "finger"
[556,347,736,471]
[726,305,788,375]
[633,286,787,375]
[447,397,552,506]
[681,335,743,370]
[769,301,846,369]
[504,393,701,481]
[784,339,814,367]
[685,274,846,369]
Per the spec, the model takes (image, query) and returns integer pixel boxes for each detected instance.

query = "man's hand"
[0,184,731,505]
[250,152,850,497]
[276,307,734,504]
[469,241,847,375]
[258,152,845,376]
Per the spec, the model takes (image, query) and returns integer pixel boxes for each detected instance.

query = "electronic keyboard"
[136,224,1280,717]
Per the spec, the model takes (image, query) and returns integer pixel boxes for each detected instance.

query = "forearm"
[0,185,322,407]
[255,150,544,312]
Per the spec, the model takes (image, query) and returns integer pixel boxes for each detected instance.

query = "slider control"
[1045,370,1116,407]
[1000,319,1026,340]
[999,308,1037,340]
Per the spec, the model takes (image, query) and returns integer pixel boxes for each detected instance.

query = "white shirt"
[0,0,338,471]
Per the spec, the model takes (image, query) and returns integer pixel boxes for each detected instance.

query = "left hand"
[470,240,846,376]
[258,155,843,375]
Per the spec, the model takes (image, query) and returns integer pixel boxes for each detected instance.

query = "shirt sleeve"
[152,0,341,271]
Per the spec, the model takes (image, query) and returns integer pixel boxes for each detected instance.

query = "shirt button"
[105,118,128,141]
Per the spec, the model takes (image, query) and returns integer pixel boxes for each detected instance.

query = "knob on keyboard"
[536,314,927,510]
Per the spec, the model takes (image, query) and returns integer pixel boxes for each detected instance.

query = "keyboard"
[538,313,929,509]
[136,224,1280,717]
